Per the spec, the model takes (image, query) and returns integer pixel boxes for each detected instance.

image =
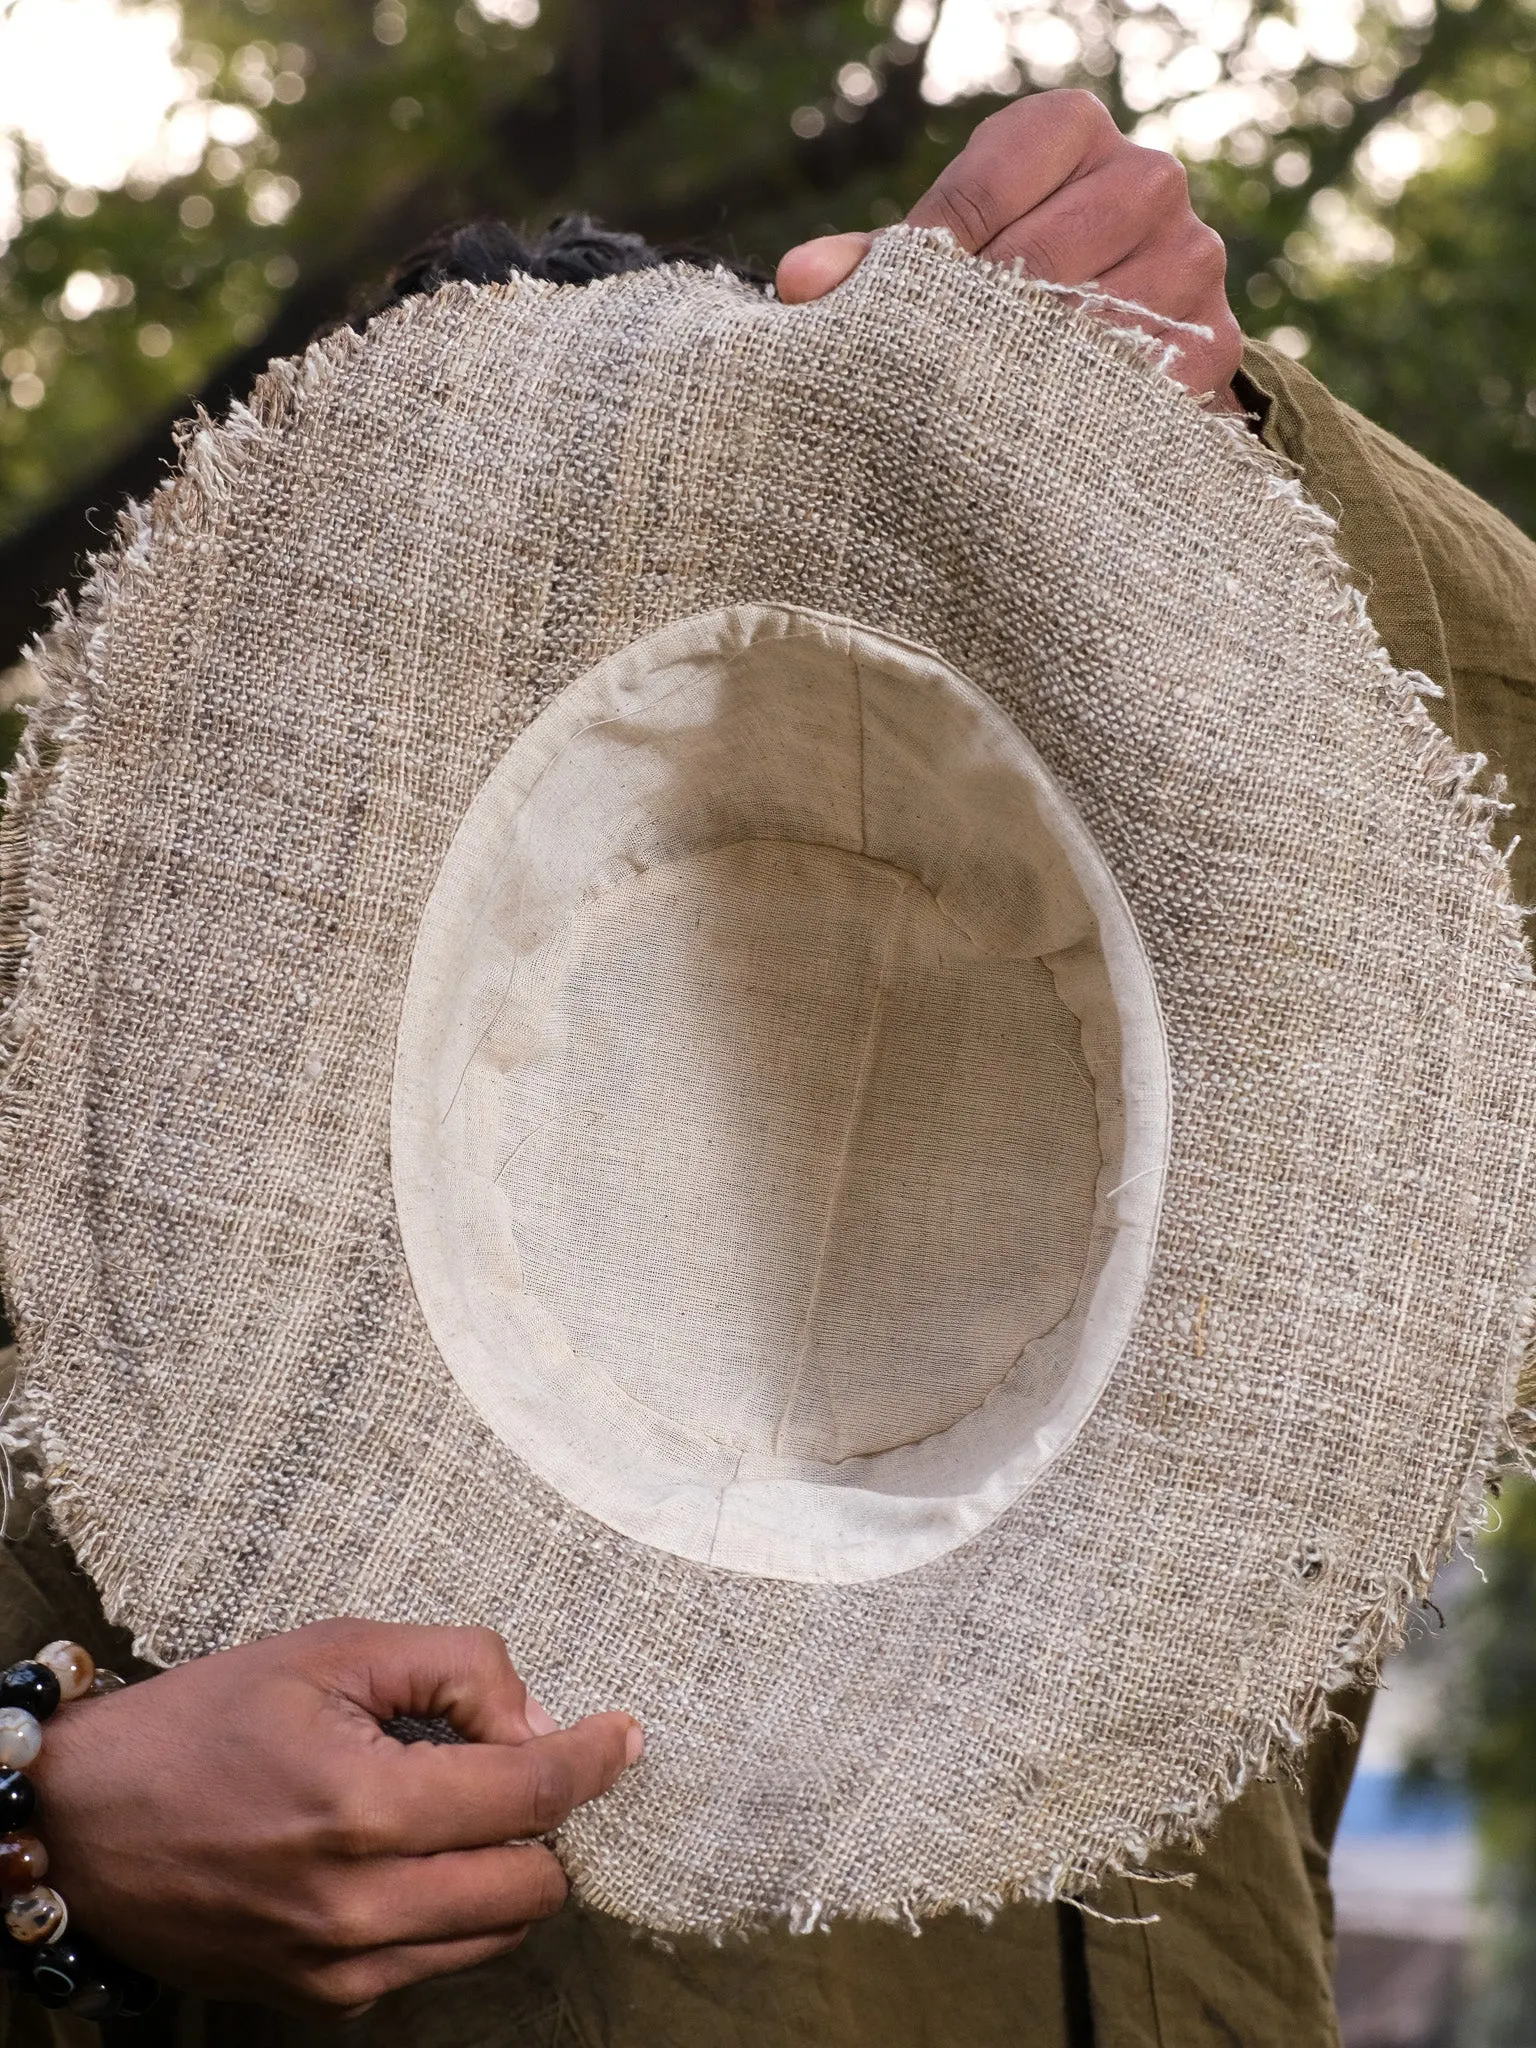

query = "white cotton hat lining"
[392,604,1169,1581]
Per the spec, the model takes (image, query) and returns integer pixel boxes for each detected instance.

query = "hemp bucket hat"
[1,228,1533,1937]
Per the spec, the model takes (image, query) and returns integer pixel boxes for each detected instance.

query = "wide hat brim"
[2,229,1532,1935]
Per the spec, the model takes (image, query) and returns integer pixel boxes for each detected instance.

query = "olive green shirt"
[4,340,1535,2047]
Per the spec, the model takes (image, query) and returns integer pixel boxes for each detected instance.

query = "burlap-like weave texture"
[1,230,1532,1934]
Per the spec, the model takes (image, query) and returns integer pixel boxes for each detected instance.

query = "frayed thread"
[4,222,1535,1940]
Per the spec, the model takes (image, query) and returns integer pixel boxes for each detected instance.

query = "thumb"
[310,1619,563,1744]
[776,231,872,304]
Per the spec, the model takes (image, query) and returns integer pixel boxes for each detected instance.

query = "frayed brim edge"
[1,224,1533,1939]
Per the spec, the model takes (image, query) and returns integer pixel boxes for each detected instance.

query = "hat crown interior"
[392,603,1169,1582]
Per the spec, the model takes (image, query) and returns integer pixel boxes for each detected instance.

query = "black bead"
[36,1932,98,1974]
[0,1663,60,1723]
[30,1933,85,1981]
[28,1942,78,2008]
[67,1976,123,2020]
[33,1932,127,2018]
[0,1770,37,1828]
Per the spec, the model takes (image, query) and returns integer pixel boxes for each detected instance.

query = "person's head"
[360,213,765,324]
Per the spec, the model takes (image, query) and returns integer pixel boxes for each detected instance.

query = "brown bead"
[5,1883,66,1944]
[0,1835,47,1895]
[36,1641,94,1704]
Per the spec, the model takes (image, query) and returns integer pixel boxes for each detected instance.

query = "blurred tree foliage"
[1204,11,1536,537]
[0,0,1002,655]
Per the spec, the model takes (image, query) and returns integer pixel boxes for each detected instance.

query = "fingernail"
[525,1694,560,1736]
[624,1722,645,1767]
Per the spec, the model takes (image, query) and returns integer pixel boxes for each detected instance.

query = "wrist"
[0,1641,157,2019]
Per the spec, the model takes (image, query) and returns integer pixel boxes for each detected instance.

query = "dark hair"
[361,213,766,323]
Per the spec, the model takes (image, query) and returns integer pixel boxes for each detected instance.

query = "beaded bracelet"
[0,1640,157,2019]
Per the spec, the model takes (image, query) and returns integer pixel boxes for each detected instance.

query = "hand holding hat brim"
[31,1621,642,2015]
[778,87,1243,405]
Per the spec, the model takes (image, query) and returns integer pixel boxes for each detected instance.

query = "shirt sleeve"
[1239,337,1536,915]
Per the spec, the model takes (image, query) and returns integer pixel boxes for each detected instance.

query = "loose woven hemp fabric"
[0,227,1533,1937]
